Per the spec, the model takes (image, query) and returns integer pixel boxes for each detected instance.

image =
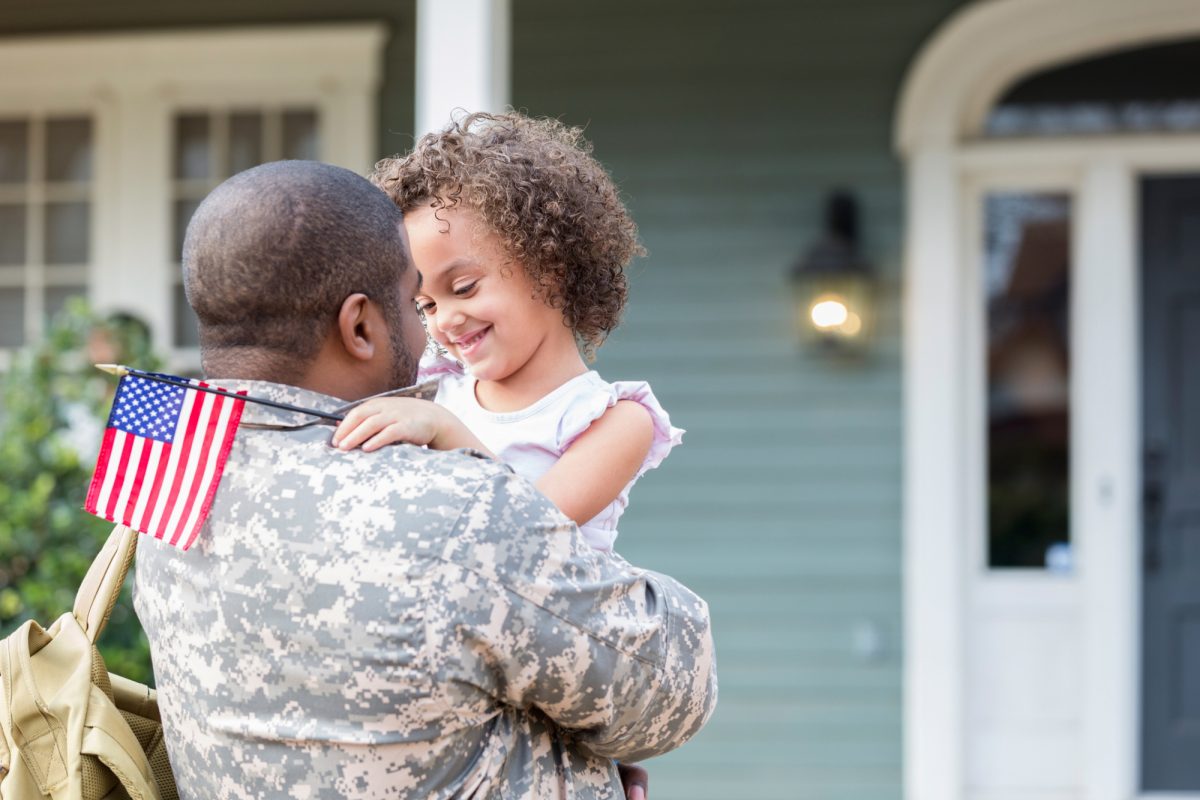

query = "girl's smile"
[451,325,491,358]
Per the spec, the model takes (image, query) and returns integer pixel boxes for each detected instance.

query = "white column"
[93,88,172,355]
[322,86,378,172]
[87,92,125,317]
[903,146,966,800]
[1076,160,1139,800]
[415,0,510,138]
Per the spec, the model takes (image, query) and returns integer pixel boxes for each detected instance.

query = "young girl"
[330,112,681,552]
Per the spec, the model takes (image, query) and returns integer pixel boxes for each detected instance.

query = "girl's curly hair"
[370,112,644,357]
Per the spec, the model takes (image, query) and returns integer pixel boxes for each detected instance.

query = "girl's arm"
[535,400,654,527]
[331,397,496,457]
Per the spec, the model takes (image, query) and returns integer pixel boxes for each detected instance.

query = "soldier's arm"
[427,471,718,762]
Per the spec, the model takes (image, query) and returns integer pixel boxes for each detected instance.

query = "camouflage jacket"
[133,380,717,799]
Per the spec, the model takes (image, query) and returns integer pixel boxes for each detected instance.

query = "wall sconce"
[789,191,874,355]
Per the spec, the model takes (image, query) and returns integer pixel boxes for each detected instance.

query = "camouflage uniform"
[134,381,718,800]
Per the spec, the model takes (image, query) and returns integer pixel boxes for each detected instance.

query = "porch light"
[789,191,874,355]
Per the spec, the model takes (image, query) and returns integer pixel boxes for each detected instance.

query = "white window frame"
[896,2,1200,799]
[0,101,108,368]
[0,24,386,370]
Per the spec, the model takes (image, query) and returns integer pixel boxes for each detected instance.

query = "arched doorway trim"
[896,0,1200,152]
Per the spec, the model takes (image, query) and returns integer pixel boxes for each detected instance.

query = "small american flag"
[85,373,245,550]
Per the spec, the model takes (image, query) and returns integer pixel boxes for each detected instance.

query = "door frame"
[896,2,1200,798]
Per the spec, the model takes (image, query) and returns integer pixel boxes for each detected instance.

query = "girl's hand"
[332,397,442,451]
[331,398,494,456]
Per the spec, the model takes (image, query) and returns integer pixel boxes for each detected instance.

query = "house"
[1,1,1197,798]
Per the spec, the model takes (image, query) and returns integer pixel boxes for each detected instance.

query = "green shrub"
[0,299,158,684]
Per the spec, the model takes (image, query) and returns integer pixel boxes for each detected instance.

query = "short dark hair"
[183,160,410,381]
[371,112,644,358]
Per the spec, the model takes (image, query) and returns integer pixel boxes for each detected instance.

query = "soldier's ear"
[335,293,378,362]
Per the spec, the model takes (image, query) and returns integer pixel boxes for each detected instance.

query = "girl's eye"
[452,281,478,297]
[416,299,436,315]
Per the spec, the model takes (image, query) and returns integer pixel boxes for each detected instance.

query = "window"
[0,25,383,370]
[169,108,320,348]
[986,39,1200,137]
[983,193,1072,569]
[0,116,92,348]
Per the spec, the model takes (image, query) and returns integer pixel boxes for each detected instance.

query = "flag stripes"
[85,373,244,550]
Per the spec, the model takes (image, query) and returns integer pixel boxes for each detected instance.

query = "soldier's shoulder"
[366,443,517,501]
[368,447,559,549]
[394,443,512,478]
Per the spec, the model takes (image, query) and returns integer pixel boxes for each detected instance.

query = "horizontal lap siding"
[513,2,962,798]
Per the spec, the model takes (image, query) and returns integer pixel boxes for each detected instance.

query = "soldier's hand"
[617,762,649,800]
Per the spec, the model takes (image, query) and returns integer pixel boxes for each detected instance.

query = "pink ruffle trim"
[559,379,684,477]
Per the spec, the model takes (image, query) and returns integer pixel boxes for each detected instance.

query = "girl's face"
[406,203,570,383]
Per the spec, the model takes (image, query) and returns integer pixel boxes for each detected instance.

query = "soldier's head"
[183,160,426,398]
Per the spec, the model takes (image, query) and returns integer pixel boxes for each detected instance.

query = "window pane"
[46,118,92,182]
[985,193,1071,569]
[0,120,28,183]
[0,287,23,347]
[0,204,25,265]
[173,283,200,348]
[44,284,86,324]
[988,101,1200,137]
[282,110,318,160]
[173,198,202,262]
[229,112,263,175]
[987,39,1200,137]
[44,202,89,264]
[174,114,211,179]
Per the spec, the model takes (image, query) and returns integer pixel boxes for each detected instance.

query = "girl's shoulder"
[556,372,685,478]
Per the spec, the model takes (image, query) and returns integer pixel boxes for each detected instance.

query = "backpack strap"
[73,526,138,644]
[0,683,8,781]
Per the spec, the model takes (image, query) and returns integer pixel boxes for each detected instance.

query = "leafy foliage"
[0,299,158,683]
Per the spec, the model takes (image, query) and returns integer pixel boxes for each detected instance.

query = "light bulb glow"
[810,299,849,329]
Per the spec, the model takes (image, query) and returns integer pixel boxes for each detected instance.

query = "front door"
[1141,175,1200,791]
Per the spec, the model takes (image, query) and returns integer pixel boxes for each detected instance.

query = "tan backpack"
[0,525,177,800]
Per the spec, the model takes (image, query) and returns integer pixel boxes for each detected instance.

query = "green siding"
[512,2,961,798]
[0,1,972,798]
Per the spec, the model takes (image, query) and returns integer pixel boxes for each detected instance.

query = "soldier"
[133,160,717,800]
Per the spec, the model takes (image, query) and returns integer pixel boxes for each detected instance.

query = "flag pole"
[95,364,346,422]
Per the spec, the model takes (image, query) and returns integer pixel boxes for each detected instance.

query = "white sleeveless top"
[418,354,683,551]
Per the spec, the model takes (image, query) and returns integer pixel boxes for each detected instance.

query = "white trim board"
[0,26,386,92]
[895,2,1200,799]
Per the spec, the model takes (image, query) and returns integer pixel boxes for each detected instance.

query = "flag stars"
[107,375,190,442]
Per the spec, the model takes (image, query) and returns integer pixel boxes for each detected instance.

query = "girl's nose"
[435,306,466,335]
